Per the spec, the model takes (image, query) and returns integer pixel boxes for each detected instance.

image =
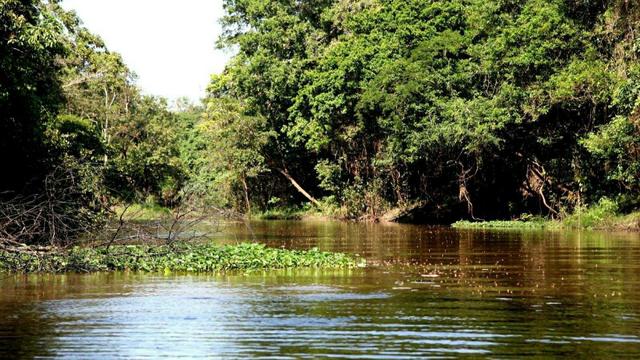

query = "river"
[1,220,639,358]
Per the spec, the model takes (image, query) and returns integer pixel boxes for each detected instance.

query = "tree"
[0,0,66,193]
[188,97,272,212]
[212,0,640,219]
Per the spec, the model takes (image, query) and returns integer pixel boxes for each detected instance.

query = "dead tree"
[457,161,480,220]
[0,169,103,251]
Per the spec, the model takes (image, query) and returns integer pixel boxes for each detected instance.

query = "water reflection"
[1,222,640,358]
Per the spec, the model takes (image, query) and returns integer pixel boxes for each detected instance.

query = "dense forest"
[2,0,640,247]
[1,0,195,246]
[207,0,640,222]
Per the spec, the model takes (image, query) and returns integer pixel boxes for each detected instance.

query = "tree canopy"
[2,0,639,228]
[204,0,640,220]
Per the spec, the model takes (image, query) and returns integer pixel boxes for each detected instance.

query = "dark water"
[2,221,640,358]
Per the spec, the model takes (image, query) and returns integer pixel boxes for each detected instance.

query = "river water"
[1,221,640,358]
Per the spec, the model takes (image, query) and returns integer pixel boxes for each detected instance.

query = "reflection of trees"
[0,300,57,359]
[0,273,136,358]
[445,229,640,356]
[1,230,638,359]
[48,220,634,357]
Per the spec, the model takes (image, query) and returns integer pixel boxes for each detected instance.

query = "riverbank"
[0,243,360,273]
[114,203,331,222]
[115,201,640,232]
[252,207,309,220]
[453,211,640,231]
[251,205,336,221]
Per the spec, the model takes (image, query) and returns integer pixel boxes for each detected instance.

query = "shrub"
[562,198,619,229]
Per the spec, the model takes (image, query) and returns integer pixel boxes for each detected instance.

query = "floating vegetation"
[452,219,551,230]
[0,243,361,273]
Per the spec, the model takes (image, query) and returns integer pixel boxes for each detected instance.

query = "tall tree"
[0,0,66,193]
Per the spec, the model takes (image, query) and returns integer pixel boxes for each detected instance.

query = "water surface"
[2,221,640,358]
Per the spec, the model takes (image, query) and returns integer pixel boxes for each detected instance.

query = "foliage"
[252,205,318,220]
[54,6,188,205]
[4,0,640,232]
[454,199,640,231]
[580,64,640,208]
[0,242,360,273]
[0,0,112,246]
[103,96,186,205]
[452,218,550,230]
[209,0,640,220]
[562,197,620,229]
[112,203,172,222]
[1,1,191,246]
[0,0,66,193]
[188,96,274,211]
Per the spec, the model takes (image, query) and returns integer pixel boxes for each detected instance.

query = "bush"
[0,167,108,248]
[562,198,619,229]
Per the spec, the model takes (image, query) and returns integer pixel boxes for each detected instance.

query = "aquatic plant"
[452,216,550,230]
[0,243,361,273]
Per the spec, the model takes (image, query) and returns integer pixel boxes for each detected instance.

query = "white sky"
[62,0,233,103]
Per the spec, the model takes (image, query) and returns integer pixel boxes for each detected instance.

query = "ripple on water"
[1,223,640,358]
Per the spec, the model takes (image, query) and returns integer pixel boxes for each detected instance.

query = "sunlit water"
[2,221,640,358]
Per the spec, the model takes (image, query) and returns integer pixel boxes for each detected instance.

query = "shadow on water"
[1,221,640,358]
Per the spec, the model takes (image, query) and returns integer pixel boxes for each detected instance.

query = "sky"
[61,0,233,103]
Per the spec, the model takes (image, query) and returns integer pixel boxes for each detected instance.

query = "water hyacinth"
[0,243,361,273]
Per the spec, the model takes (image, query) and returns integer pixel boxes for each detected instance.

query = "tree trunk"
[241,175,251,214]
[277,168,322,207]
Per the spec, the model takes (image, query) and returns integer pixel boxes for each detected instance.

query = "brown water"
[1,221,640,358]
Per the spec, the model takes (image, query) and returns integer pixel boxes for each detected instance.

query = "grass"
[558,198,640,231]
[453,200,640,231]
[253,207,306,220]
[116,203,324,222]
[0,242,362,273]
[609,212,640,231]
[113,203,171,221]
[252,204,332,221]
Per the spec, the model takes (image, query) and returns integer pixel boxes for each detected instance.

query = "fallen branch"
[277,167,322,207]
